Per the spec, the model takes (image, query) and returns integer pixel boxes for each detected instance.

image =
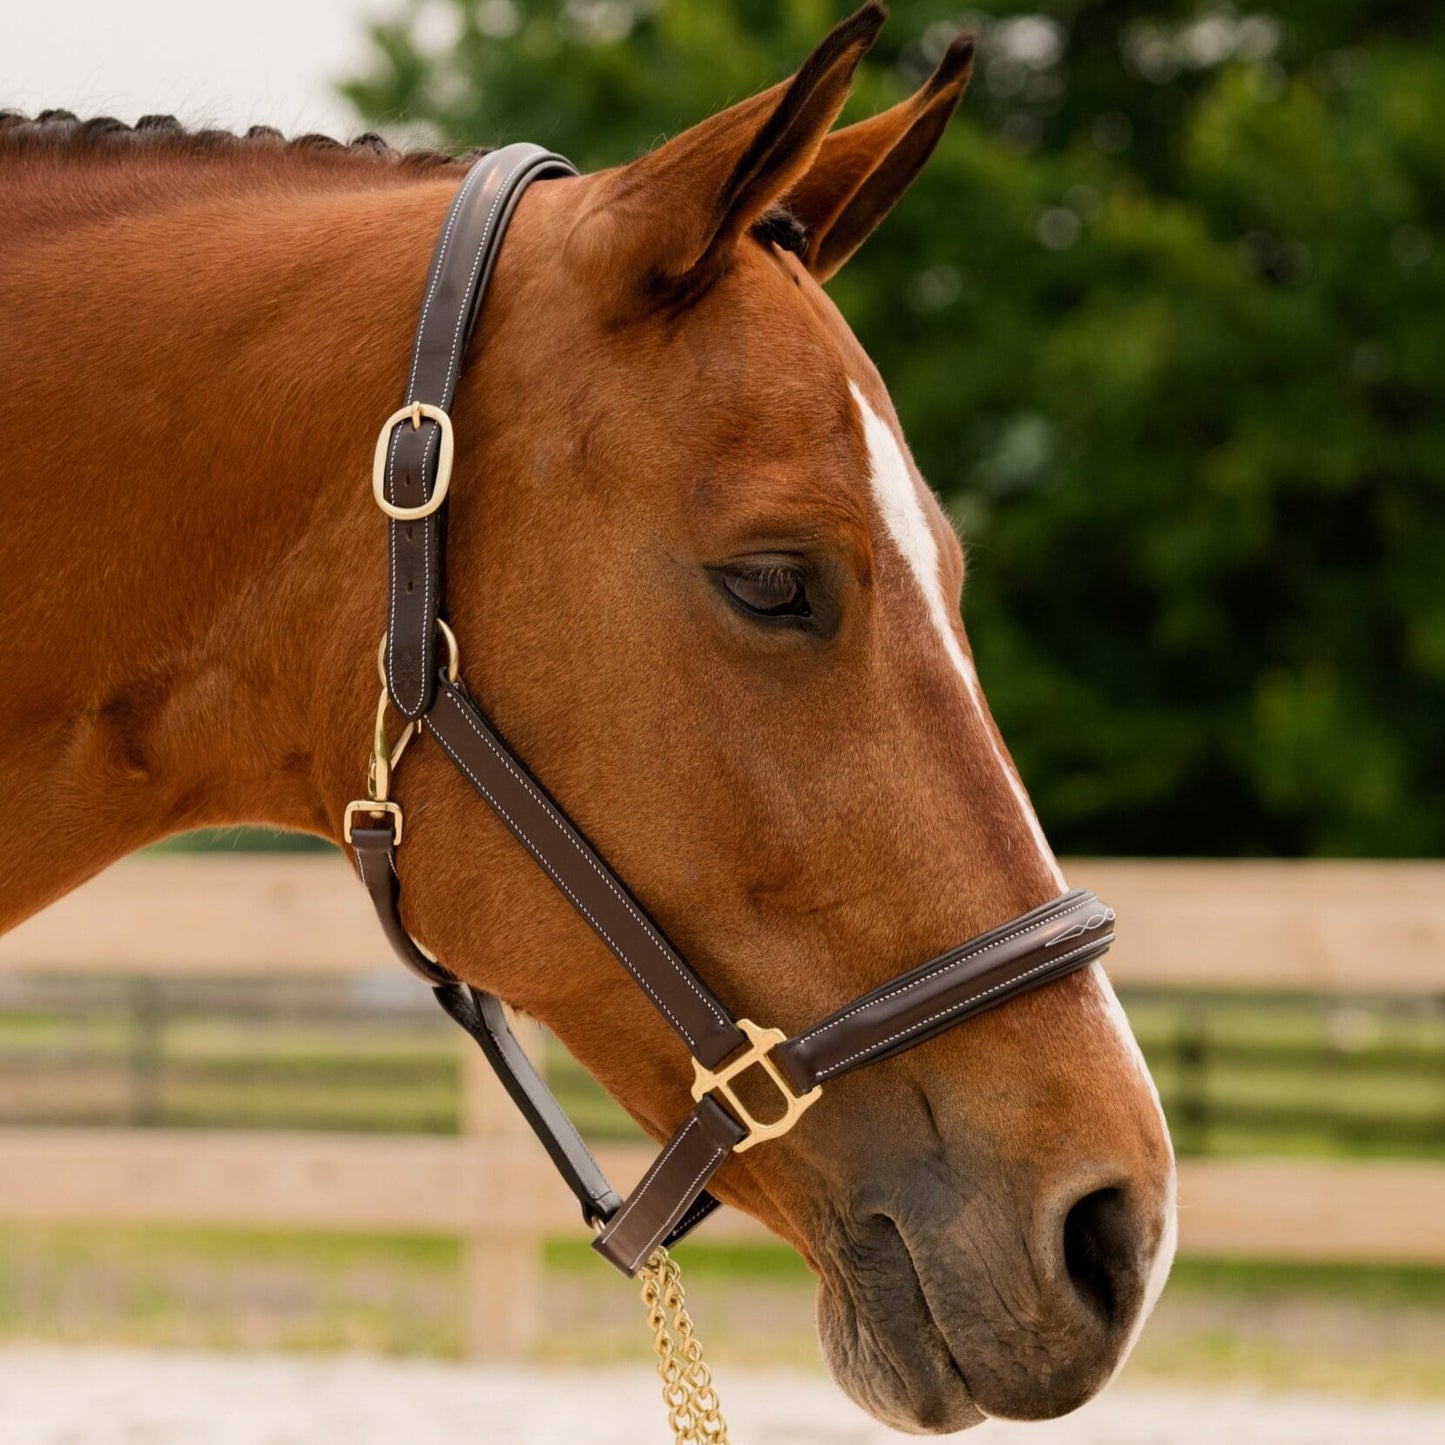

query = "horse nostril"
[1061,1186,1138,1326]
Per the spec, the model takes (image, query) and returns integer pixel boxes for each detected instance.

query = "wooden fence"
[1,855,1443,1356]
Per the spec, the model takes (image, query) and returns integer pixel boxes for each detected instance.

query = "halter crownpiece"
[345,144,1118,1277]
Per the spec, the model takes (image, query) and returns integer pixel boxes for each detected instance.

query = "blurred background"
[2,2,1443,1440]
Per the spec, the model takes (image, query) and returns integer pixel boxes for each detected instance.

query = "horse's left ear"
[786,32,975,282]
[572,3,886,300]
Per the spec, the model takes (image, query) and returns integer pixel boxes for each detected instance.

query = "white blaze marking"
[852,382,1178,1358]
[851,382,1066,889]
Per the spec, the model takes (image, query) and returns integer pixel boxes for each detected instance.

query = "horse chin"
[815,1268,987,1435]
[813,1210,990,1435]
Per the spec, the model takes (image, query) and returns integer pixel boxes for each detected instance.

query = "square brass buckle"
[344,799,403,847]
[690,1018,821,1154]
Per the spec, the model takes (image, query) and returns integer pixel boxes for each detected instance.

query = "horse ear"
[576,3,885,295]
[785,31,975,282]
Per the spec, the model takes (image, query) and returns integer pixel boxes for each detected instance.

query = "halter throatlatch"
[344,143,1118,1394]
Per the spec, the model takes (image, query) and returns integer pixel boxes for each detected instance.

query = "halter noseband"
[345,145,1117,1276]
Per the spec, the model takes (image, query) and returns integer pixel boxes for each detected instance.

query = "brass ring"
[436,618,460,682]
[371,402,454,521]
[375,621,460,687]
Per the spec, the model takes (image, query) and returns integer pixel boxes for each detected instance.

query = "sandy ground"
[2,1346,1442,1444]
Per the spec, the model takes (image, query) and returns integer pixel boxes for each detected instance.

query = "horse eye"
[722,565,811,619]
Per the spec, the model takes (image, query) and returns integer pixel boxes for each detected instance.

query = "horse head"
[389,5,1177,1429]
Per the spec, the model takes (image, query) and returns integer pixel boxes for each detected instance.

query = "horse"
[0,4,1175,1432]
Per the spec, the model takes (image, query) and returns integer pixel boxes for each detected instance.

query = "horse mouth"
[814,1200,1136,1433]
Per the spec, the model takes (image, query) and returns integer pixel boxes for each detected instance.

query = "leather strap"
[775,888,1115,1091]
[350,823,455,986]
[426,675,748,1069]
[383,144,576,720]
[419,677,1115,1276]
[592,1098,745,1275]
[432,983,624,1225]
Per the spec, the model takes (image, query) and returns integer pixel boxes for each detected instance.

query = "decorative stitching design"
[384,163,489,716]
[429,709,701,1049]
[437,686,731,1032]
[436,153,536,403]
[354,843,383,892]
[797,893,1096,1046]
[813,936,1108,1081]
[592,1113,726,1273]
[1047,906,1115,946]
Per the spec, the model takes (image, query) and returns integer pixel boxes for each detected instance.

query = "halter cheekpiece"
[346,144,1118,1277]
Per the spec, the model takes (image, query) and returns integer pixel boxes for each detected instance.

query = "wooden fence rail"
[1,855,1443,1357]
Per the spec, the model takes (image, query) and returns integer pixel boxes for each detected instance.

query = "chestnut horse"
[0,6,1175,1432]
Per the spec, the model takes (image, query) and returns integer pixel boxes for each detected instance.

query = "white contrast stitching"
[429,717,701,1048]
[386,155,540,716]
[407,160,491,399]
[801,894,1094,1044]
[598,1116,725,1273]
[354,845,381,890]
[669,1194,716,1240]
[814,937,1107,1080]
[438,153,535,402]
[438,690,729,1029]
[395,157,537,704]
[385,162,494,717]
[626,1150,724,1273]
[604,1118,698,1235]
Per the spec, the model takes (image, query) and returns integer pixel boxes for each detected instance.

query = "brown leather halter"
[346,145,1117,1277]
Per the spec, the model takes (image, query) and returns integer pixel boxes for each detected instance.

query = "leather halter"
[347,144,1118,1276]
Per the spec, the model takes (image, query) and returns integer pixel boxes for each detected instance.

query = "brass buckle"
[343,799,403,847]
[690,1018,821,1154]
[346,620,462,853]
[346,618,465,843]
[371,401,455,521]
[366,621,460,798]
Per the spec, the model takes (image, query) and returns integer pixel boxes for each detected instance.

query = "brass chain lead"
[638,1246,729,1444]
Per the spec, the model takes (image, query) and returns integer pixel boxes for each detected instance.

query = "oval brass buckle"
[690,1019,821,1154]
[372,401,455,521]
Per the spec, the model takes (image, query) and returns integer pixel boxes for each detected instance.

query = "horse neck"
[0,153,464,928]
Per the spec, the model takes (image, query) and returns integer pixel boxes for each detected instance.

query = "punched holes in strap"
[381,144,577,720]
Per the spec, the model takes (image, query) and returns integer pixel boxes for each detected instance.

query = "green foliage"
[343,2,1445,857]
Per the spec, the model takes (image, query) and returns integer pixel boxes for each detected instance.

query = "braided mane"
[0,108,811,256]
[0,109,477,172]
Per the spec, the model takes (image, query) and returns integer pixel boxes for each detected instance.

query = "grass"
[2,1225,1443,1397]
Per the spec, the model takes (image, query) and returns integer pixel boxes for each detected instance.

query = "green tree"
[344,2,1445,857]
